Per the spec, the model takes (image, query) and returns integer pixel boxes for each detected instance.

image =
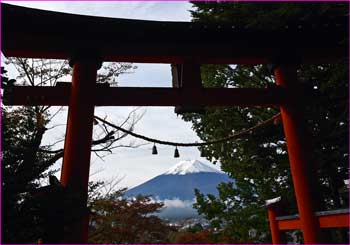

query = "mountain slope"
[126,160,234,200]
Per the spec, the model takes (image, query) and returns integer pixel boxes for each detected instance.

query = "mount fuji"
[125,160,234,201]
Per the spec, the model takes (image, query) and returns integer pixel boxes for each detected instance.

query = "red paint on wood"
[60,61,99,243]
[319,213,349,228]
[274,65,321,244]
[267,206,283,244]
[277,213,350,230]
[278,219,301,230]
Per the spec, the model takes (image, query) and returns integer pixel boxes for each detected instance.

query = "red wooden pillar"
[60,58,100,243]
[273,65,321,243]
[267,203,283,244]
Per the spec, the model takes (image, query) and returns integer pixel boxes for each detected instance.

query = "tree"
[175,229,215,244]
[11,175,171,244]
[1,58,141,243]
[1,68,56,242]
[182,2,348,243]
[4,57,140,160]
[88,190,176,244]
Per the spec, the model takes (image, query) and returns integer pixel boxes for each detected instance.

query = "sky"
[3,1,222,189]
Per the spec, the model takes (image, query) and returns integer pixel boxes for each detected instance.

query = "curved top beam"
[1,3,348,64]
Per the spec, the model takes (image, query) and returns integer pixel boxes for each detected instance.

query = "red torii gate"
[1,3,348,243]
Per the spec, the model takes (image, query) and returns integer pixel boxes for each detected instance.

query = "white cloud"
[163,198,195,208]
[157,198,200,219]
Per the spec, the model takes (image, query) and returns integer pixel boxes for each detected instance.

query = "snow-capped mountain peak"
[164,160,222,175]
[126,159,233,202]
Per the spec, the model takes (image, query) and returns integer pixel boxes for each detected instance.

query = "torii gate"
[1,4,348,243]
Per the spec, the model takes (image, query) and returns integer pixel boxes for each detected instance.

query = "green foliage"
[1,68,56,243]
[186,223,204,233]
[185,2,349,243]
[190,2,347,30]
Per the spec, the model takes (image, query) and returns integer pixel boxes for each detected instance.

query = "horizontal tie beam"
[3,84,300,107]
[276,209,350,230]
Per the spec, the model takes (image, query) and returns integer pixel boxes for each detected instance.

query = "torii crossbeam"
[1,3,348,244]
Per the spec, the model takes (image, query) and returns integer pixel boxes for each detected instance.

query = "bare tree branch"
[46,124,66,130]
[6,57,142,167]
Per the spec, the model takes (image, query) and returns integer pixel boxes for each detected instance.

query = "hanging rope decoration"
[94,113,281,157]
[152,143,158,155]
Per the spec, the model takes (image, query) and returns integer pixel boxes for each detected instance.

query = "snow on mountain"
[125,159,234,220]
[125,159,233,201]
[164,159,223,175]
